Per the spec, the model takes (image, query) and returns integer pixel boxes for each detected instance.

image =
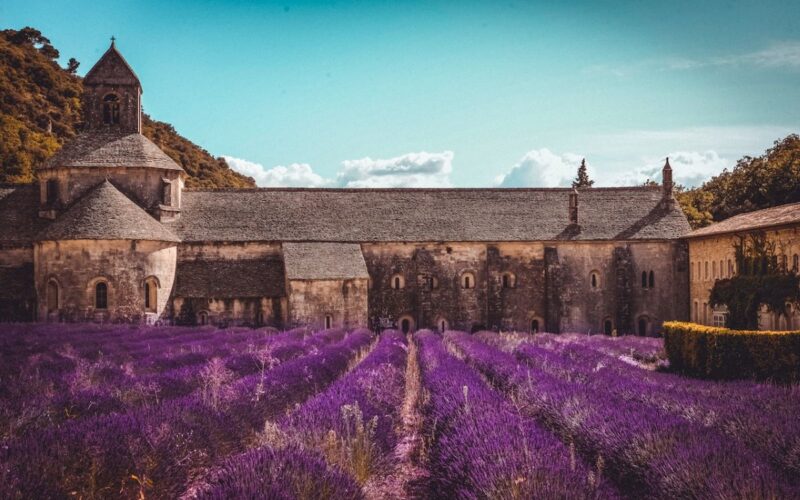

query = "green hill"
[0,27,255,188]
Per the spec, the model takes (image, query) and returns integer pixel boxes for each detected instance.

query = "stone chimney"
[569,188,579,225]
[661,157,674,208]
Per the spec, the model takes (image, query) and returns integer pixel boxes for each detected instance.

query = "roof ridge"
[182,185,662,193]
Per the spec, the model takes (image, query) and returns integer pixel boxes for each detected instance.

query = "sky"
[3,0,799,188]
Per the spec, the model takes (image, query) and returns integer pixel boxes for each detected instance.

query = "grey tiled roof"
[37,180,180,242]
[686,202,800,238]
[40,131,183,171]
[0,186,47,246]
[174,258,285,298]
[283,242,369,280]
[166,187,691,242]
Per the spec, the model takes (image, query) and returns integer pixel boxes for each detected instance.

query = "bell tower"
[82,37,142,133]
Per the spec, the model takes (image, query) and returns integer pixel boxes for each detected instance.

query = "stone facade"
[687,216,800,330]
[0,40,710,335]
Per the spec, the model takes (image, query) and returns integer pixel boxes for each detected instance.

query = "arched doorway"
[530,319,540,333]
[398,315,415,334]
[603,318,613,335]
[637,317,648,336]
[46,280,59,313]
[198,311,208,326]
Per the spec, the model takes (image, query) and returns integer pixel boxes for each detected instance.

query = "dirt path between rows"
[364,334,428,499]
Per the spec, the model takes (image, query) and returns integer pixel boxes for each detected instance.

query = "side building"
[0,40,692,334]
[684,202,800,330]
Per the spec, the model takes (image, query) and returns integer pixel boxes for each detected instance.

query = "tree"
[709,231,800,329]
[572,158,594,188]
[678,134,800,228]
[66,58,80,74]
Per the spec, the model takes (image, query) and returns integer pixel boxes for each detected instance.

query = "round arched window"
[461,272,476,289]
[502,272,515,289]
[95,281,108,309]
[391,274,405,290]
[590,271,600,289]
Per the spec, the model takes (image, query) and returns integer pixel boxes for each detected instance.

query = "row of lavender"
[0,324,331,438]
[0,326,374,499]
[449,330,800,498]
[193,330,409,499]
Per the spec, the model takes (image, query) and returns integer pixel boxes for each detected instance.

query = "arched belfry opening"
[83,38,142,133]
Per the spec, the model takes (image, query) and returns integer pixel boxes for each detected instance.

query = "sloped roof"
[174,259,285,298]
[283,242,369,280]
[40,131,183,171]
[37,180,180,242]
[0,186,48,246]
[686,202,800,239]
[165,187,691,242]
[84,41,141,87]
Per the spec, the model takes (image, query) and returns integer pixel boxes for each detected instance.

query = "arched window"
[530,319,540,333]
[603,318,613,335]
[712,261,717,279]
[719,260,724,277]
[782,254,788,271]
[428,276,439,290]
[391,274,404,290]
[461,272,475,289]
[144,277,158,313]
[641,271,648,288]
[727,259,733,277]
[325,315,332,329]
[590,271,600,289]
[691,262,695,281]
[648,271,655,288]
[638,317,648,336]
[95,281,108,309]
[704,261,709,280]
[198,311,208,326]
[794,254,799,272]
[46,279,59,312]
[693,300,699,323]
[436,318,448,332]
[103,93,120,125]
[501,272,515,289]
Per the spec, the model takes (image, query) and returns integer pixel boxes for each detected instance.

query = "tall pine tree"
[572,158,594,188]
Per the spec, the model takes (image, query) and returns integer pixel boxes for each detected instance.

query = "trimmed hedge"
[663,321,800,384]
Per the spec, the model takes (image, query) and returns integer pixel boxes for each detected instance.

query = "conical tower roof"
[37,180,180,242]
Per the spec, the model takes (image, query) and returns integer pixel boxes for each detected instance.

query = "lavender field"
[1,325,799,499]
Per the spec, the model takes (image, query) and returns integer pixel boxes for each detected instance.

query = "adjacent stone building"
[685,202,800,330]
[0,41,694,334]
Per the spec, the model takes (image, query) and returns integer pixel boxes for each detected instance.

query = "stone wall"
[178,241,281,261]
[39,168,183,215]
[362,240,688,335]
[688,224,800,330]
[172,296,285,327]
[34,239,177,322]
[286,279,369,331]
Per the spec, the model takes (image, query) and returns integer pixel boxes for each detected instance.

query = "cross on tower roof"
[110,36,116,47]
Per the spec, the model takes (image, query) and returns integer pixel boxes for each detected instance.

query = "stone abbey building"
[0,42,694,335]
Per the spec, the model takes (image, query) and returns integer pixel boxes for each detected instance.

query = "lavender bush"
[450,331,798,498]
[417,330,615,499]
[0,328,372,499]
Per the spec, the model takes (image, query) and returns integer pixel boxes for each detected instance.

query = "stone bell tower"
[82,37,142,133]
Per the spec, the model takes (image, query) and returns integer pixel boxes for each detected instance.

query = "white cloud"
[224,150,455,188]
[495,149,586,188]
[610,150,729,187]
[336,151,454,188]
[585,41,800,77]
[223,156,333,187]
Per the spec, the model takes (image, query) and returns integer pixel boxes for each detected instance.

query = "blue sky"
[3,0,799,187]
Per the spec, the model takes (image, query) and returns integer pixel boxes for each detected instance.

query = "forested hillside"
[0,27,255,188]
[677,134,800,228]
